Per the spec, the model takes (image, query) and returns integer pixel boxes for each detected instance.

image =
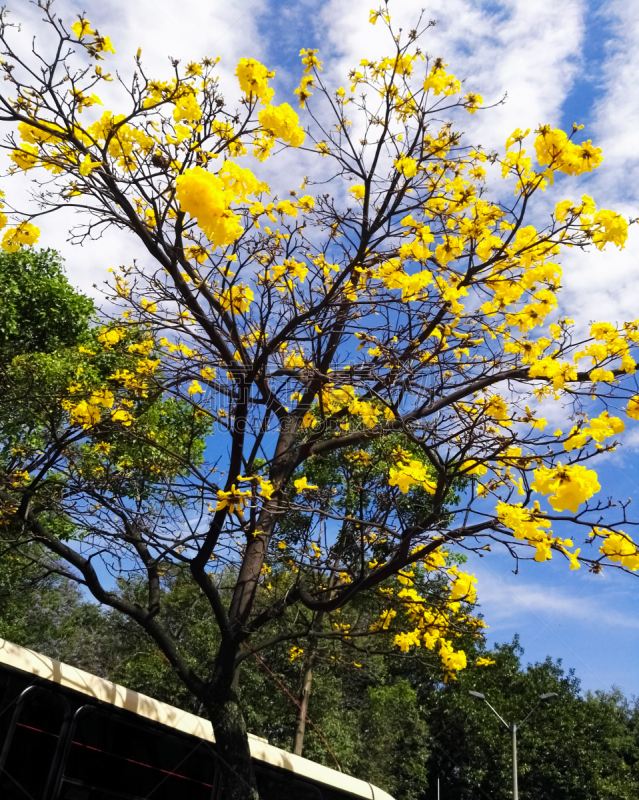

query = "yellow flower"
[11,470,30,487]
[11,144,39,171]
[461,460,487,476]
[294,75,315,109]
[70,401,101,429]
[79,155,102,176]
[258,103,305,147]
[299,48,322,74]
[235,57,275,105]
[98,327,125,348]
[289,646,304,662]
[216,284,254,315]
[294,476,319,493]
[423,65,460,96]
[534,126,603,177]
[600,532,639,569]
[188,380,203,396]
[484,394,510,424]
[589,367,615,383]
[591,209,628,250]
[476,657,496,667]
[111,408,134,426]
[176,166,244,248]
[422,550,446,571]
[565,547,581,571]
[185,61,203,77]
[627,396,639,420]
[71,19,95,39]
[1,222,40,253]
[93,35,116,55]
[464,92,483,114]
[394,155,418,178]
[439,640,467,673]
[449,572,477,603]
[497,502,553,559]
[257,478,274,500]
[297,194,315,212]
[531,463,600,513]
[276,200,298,218]
[215,485,251,513]
[90,387,115,408]
[389,460,437,494]
[135,358,161,376]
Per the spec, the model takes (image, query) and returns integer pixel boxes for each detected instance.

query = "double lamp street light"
[469,690,558,800]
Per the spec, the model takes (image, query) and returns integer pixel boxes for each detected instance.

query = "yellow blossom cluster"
[563,411,624,451]
[388,460,437,495]
[534,126,603,177]
[598,531,639,570]
[176,162,267,249]
[216,284,254,315]
[215,485,252,514]
[1,221,40,253]
[531,463,601,513]
[235,57,275,104]
[60,331,163,432]
[497,501,555,562]
[257,103,306,148]
[300,382,394,431]
[385,569,476,680]
[448,567,478,603]
[423,63,461,97]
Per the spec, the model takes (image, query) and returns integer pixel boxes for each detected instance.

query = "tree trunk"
[293,549,341,756]
[292,555,336,757]
[204,676,259,800]
[292,641,317,756]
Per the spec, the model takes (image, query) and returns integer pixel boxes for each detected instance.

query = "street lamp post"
[469,691,557,800]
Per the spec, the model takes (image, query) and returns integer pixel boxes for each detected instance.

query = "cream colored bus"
[0,638,394,800]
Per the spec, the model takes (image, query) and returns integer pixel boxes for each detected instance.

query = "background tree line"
[2,548,638,800]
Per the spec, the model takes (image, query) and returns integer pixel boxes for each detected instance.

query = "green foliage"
[357,681,429,800]
[0,248,94,358]
[423,637,639,800]
[3,558,639,800]
[0,250,212,535]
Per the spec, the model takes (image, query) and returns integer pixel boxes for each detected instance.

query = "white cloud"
[476,569,639,630]
[318,0,585,147]
[560,2,639,324]
[1,0,268,295]
[316,1,639,327]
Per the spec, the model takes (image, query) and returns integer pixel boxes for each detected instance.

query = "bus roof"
[0,638,394,800]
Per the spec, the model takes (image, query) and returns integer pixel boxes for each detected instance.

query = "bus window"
[60,706,217,800]
[254,763,323,800]
[0,685,68,800]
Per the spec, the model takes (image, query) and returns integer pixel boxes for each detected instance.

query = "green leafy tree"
[0,247,94,358]
[357,680,429,800]
[424,638,639,800]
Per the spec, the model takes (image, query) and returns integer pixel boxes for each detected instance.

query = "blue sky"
[6,0,639,696]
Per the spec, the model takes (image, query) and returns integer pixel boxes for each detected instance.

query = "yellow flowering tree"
[1,3,638,797]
